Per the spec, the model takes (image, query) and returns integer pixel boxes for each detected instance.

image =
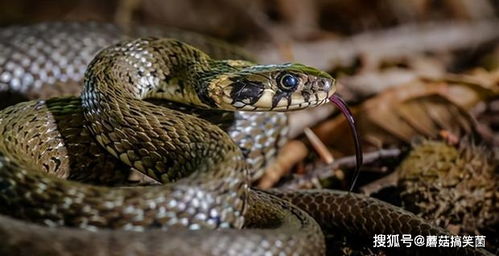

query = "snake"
[0,23,494,256]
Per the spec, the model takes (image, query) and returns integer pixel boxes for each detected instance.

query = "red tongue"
[329,94,363,191]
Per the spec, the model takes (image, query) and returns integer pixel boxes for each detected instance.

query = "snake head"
[210,63,335,111]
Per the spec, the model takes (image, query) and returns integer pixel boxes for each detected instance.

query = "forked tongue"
[328,95,363,192]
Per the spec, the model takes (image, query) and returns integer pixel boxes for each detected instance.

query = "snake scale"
[0,23,493,256]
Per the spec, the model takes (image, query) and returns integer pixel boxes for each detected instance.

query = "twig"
[304,127,334,164]
[359,171,399,195]
[315,148,402,179]
[279,148,402,189]
[255,21,499,71]
[257,140,309,189]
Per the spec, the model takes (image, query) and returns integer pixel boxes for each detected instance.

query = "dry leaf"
[314,76,498,154]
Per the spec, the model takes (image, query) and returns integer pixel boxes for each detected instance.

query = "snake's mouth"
[227,90,331,111]
[226,80,335,112]
[267,91,331,111]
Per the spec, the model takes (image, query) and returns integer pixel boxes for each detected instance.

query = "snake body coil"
[0,23,493,256]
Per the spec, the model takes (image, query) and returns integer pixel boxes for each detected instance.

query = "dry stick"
[279,148,402,189]
[257,140,309,189]
[359,171,400,196]
[256,21,499,71]
[304,127,334,164]
[259,127,337,189]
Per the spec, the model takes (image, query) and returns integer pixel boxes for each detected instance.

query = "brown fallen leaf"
[314,74,498,154]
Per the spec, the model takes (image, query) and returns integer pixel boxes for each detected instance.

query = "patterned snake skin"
[0,23,494,256]
[0,22,287,180]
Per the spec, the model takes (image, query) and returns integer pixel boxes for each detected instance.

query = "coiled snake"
[0,23,493,256]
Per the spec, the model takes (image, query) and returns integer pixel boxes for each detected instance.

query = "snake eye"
[278,73,299,91]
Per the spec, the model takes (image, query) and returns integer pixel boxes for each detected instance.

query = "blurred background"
[1,0,499,38]
[0,0,498,255]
